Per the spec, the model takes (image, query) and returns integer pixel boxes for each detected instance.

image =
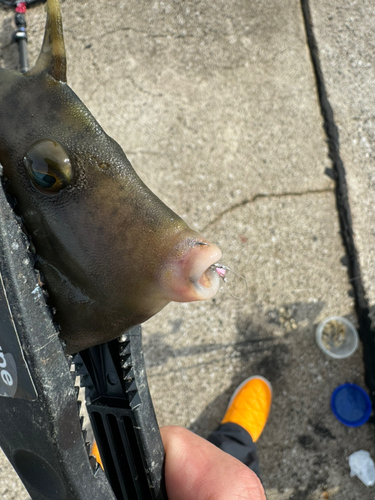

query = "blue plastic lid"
[331,383,372,427]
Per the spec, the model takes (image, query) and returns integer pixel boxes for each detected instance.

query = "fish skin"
[0,1,200,354]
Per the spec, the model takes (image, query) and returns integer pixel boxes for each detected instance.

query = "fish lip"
[159,232,222,303]
[189,246,222,299]
[191,265,221,299]
[186,242,222,300]
[188,246,222,283]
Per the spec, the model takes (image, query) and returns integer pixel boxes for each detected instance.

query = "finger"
[160,425,266,500]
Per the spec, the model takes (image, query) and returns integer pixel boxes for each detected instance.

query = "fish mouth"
[188,244,222,300]
[161,237,222,303]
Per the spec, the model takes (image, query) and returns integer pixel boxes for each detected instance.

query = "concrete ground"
[0,0,374,499]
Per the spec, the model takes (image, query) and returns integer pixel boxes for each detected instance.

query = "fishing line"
[212,263,248,299]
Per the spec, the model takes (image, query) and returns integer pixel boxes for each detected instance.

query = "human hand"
[160,425,266,500]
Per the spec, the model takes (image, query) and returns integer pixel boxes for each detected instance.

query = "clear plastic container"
[316,316,358,359]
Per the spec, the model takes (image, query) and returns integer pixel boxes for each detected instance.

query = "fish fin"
[26,0,66,82]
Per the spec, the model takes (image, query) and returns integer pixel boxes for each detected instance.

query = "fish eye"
[23,139,72,193]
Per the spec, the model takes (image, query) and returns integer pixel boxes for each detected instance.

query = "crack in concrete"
[66,25,194,42]
[100,27,194,40]
[301,0,375,402]
[125,74,163,97]
[126,150,161,156]
[88,73,163,99]
[202,188,333,231]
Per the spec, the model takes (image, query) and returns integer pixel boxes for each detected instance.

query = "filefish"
[0,0,222,354]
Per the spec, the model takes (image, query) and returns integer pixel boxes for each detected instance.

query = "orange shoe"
[91,440,103,470]
[221,376,272,442]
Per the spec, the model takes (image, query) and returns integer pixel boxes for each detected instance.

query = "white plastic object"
[316,316,358,359]
[349,450,375,486]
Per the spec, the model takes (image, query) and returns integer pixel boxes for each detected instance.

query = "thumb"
[160,425,266,500]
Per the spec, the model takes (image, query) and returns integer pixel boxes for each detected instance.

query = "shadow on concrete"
[186,301,325,437]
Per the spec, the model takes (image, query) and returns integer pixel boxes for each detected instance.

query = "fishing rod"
[0,0,46,72]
